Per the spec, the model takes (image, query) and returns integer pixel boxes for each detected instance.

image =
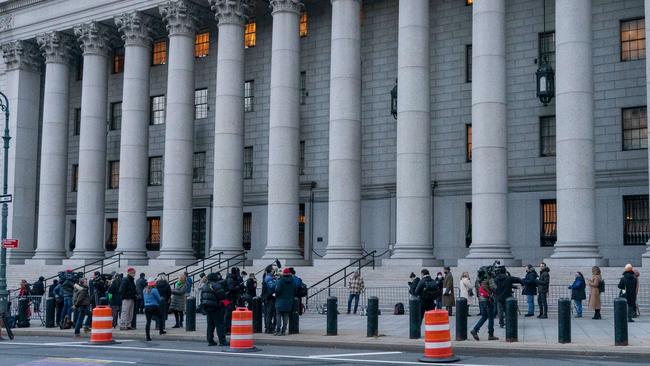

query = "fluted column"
[71,22,112,260]
[0,40,41,263]
[33,32,76,262]
[391,0,435,260]
[644,0,650,267]
[263,0,303,260]
[115,12,154,263]
[158,0,197,260]
[325,0,362,259]
[209,0,251,256]
[548,0,606,266]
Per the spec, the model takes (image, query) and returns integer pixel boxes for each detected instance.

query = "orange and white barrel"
[227,307,259,352]
[419,309,459,363]
[89,306,117,344]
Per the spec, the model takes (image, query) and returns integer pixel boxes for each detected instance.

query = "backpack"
[394,302,405,315]
[297,283,308,298]
[422,279,439,298]
[599,279,605,293]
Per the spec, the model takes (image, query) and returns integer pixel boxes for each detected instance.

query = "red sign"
[2,238,18,249]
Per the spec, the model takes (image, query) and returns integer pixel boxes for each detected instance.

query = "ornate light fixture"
[536,0,554,106]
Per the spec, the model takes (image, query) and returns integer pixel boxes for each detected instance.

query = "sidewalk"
[10,312,650,357]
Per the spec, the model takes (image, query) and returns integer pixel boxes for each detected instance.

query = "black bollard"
[18,298,30,328]
[455,297,467,341]
[505,297,518,342]
[367,296,379,337]
[289,298,300,334]
[558,298,571,344]
[185,297,196,332]
[409,298,420,339]
[252,297,263,333]
[326,296,337,336]
[614,298,628,346]
[45,297,56,328]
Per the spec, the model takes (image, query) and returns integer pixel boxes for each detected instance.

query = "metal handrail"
[306,250,376,304]
[167,251,246,285]
[164,251,224,281]
[254,258,282,277]
[35,252,125,292]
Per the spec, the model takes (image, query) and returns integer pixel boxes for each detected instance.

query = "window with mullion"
[106,218,118,251]
[299,12,308,37]
[621,18,646,62]
[245,21,256,48]
[194,88,208,119]
[73,108,81,135]
[622,106,648,150]
[243,146,253,179]
[148,156,163,186]
[465,124,472,162]
[540,199,557,247]
[465,202,472,248]
[244,80,254,112]
[195,32,210,58]
[152,40,167,65]
[108,160,120,189]
[71,164,79,192]
[193,152,206,183]
[110,102,122,130]
[243,212,252,250]
[150,95,166,125]
[466,45,472,83]
[113,47,124,74]
[147,217,161,251]
[624,195,650,245]
[540,115,556,157]
[539,31,556,68]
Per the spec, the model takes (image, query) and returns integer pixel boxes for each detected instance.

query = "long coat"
[169,280,187,312]
[588,275,601,310]
[442,272,456,307]
[274,275,296,313]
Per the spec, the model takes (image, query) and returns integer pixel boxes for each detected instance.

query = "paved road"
[0,336,647,366]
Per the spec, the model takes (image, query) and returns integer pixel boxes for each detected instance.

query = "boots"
[172,312,180,328]
[592,309,601,319]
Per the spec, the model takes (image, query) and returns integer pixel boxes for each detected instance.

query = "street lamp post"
[0,91,10,316]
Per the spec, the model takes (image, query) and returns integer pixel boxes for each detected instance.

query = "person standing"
[459,272,474,316]
[415,269,438,324]
[108,274,122,328]
[155,274,172,330]
[119,268,137,330]
[143,278,166,341]
[569,272,586,318]
[136,273,147,314]
[494,266,523,328]
[31,276,45,313]
[347,271,365,315]
[521,264,538,317]
[169,274,188,329]
[408,272,420,300]
[61,270,75,328]
[72,278,91,337]
[274,268,296,336]
[201,273,228,346]
[470,267,498,341]
[535,262,550,319]
[588,266,602,319]
[618,264,638,323]
[262,266,277,334]
[434,272,444,309]
[50,279,63,326]
[442,267,455,316]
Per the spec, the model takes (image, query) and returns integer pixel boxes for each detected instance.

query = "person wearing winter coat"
[521,264,538,317]
[408,272,420,300]
[169,274,188,328]
[442,267,455,316]
[459,272,474,315]
[434,272,444,309]
[347,271,365,314]
[155,274,172,328]
[143,278,166,341]
[72,279,91,336]
[588,266,602,319]
[494,267,523,328]
[618,264,638,322]
[108,274,122,328]
[568,272,586,318]
[415,269,438,324]
[262,266,277,334]
[31,276,45,313]
[201,272,228,346]
[535,263,550,319]
[136,273,147,314]
[119,268,137,330]
[470,267,498,341]
[274,268,296,336]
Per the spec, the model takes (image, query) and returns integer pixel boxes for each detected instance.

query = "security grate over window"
[624,195,649,245]
[540,199,557,247]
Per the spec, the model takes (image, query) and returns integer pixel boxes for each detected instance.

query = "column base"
[7,250,35,264]
[390,245,435,260]
[382,258,444,267]
[252,258,312,269]
[25,257,65,266]
[70,250,105,261]
[262,248,303,261]
[210,249,247,258]
[119,250,150,265]
[323,248,363,259]
[32,250,67,263]
[157,248,196,261]
[456,258,521,269]
[543,258,609,268]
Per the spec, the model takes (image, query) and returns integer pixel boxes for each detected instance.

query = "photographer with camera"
[59,270,78,329]
[470,266,498,341]
[493,264,522,328]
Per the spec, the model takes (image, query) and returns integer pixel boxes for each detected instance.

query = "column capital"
[270,0,303,15]
[1,40,41,72]
[208,0,252,26]
[159,0,197,37]
[115,11,155,48]
[74,21,114,57]
[36,31,77,65]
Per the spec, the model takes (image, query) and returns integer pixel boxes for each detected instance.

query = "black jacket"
[119,275,137,300]
[245,278,257,298]
[536,267,550,294]
[136,277,148,298]
[31,279,45,296]
[61,275,75,297]
[409,277,420,296]
[521,270,538,296]
[108,277,122,306]
[495,274,523,302]
[415,276,439,300]
[201,280,226,310]
[618,271,638,306]
[156,279,172,300]
[226,273,244,302]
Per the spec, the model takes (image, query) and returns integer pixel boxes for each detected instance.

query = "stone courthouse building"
[1,0,650,271]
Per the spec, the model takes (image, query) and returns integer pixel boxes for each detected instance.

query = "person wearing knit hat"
[618,263,638,322]
[274,267,296,336]
[142,277,165,341]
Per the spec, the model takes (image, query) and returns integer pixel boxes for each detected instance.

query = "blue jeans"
[347,293,360,314]
[573,300,583,317]
[62,296,73,323]
[473,301,495,335]
[526,295,535,315]
[74,305,90,335]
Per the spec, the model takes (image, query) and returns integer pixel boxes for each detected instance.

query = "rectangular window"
[194,88,208,120]
[300,140,305,175]
[108,160,120,189]
[148,156,163,186]
[192,209,207,259]
[540,199,557,247]
[540,115,556,156]
[244,80,254,112]
[243,212,252,251]
[195,31,210,58]
[152,39,167,65]
[466,45,472,83]
[300,11,308,37]
[106,218,118,251]
[621,18,646,62]
[245,21,256,48]
[113,47,124,74]
[110,102,122,131]
[73,108,81,136]
[72,164,79,192]
[150,95,166,125]
[76,57,83,81]
[300,71,307,105]
[624,195,649,245]
[147,217,161,251]
[539,31,556,67]
[243,146,253,179]
[466,124,472,162]
[622,106,648,150]
[69,220,76,252]
[466,0,473,5]
[193,152,206,183]
[465,202,472,248]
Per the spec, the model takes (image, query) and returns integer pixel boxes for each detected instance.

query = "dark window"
[148,156,163,186]
[540,199,557,247]
[147,217,161,251]
[300,12,308,37]
[621,18,646,62]
[195,88,208,120]
[192,209,207,259]
[300,71,307,105]
[243,212,252,250]
[245,21,256,48]
[195,32,210,58]
[300,140,305,175]
[150,95,166,125]
[466,124,472,162]
[76,57,83,81]
[69,220,76,252]
[465,202,472,248]
[152,40,167,65]
[540,115,556,156]
[243,146,253,179]
[73,108,81,135]
[244,80,254,112]
[108,160,120,189]
[110,102,122,130]
[71,164,79,192]
[106,218,118,251]
[113,47,124,74]
[466,45,472,82]
[539,31,556,67]
[624,195,649,245]
[193,152,206,183]
[622,106,648,150]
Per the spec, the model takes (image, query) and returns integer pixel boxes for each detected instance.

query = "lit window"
[539,32,555,67]
[193,152,206,183]
[623,106,648,150]
[113,47,124,74]
[152,40,167,65]
[106,218,118,251]
[243,212,252,250]
[621,18,646,62]
[147,217,161,251]
[110,102,122,131]
[300,12,308,37]
[540,115,556,157]
[466,45,472,83]
[540,200,557,247]
[72,164,79,192]
[245,21,256,48]
[148,156,163,186]
[150,95,166,125]
[244,80,254,112]
[195,88,208,119]
[300,71,307,105]
[108,160,120,189]
[73,108,81,136]
[624,195,649,245]
[243,146,253,179]
[300,141,305,175]
[195,32,210,58]
[466,124,472,162]
[466,0,473,5]
[465,203,471,248]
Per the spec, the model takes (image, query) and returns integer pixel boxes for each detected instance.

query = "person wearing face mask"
[434,272,444,310]
[442,267,455,316]
[568,272,586,318]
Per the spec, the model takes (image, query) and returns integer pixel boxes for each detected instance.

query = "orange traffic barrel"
[419,310,459,363]
[226,307,259,352]
[89,306,117,345]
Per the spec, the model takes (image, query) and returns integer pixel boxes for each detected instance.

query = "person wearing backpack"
[470,267,498,341]
[414,269,438,324]
[262,266,278,334]
[588,266,602,319]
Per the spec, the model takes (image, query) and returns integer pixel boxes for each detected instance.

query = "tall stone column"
[458,0,516,266]
[263,0,303,260]
[0,40,41,264]
[325,0,362,259]
[391,0,437,262]
[33,32,76,263]
[209,0,251,256]
[644,0,650,267]
[158,0,197,261]
[114,12,154,264]
[71,22,112,260]
[548,0,606,266]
